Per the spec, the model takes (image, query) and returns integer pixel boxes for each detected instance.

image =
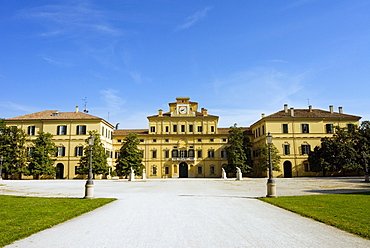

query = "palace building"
[3,98,362,179]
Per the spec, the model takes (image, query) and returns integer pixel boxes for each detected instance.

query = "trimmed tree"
[27,131,57,179]
[0,125,28,179]
[77,130,109,177]
[224,123,253,174]
[253,143,281,177]
[115,133,143,178]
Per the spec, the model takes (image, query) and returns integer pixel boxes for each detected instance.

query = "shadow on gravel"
[304,189,370,194]
[178,194,257,199]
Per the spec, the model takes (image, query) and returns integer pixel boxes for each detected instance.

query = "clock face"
[179,106,187,114]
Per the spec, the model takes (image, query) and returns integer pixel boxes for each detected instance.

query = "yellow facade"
[113,98,230,178]
[5,107,114,179]
[4,99,362,179]
[250,104,361,177]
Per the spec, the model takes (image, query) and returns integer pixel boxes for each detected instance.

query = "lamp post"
[266,132,277,197]
[84,134,94,199]
[0,155,3,181]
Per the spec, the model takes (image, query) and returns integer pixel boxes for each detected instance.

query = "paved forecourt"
[1,178,370,248]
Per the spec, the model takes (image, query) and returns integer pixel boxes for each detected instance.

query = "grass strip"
[260,192,370,239]
[0,195,116,247]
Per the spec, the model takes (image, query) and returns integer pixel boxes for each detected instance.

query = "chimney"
[339,107,343,114]
[75,106,79,113]
[158,109,163,117]
[290,108,294,117]
[329,105,333,114]
[202,108,208,116]
[284,104,288,113]
[261,113,265,118]
[309,105,312,112]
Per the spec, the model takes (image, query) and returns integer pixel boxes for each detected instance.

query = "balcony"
[171,157,196,162]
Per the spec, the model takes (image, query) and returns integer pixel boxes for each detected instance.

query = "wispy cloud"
[0,101,39,118]
[18,3,122,37]
[177,6,213,30]
[42,56,73,67]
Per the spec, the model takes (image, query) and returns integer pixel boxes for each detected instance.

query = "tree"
[77,130,109,177]
[0,125,28,179]
[308,126,361,176]
[27,131,57,179]
[224,124,253,174]
[115,133,143,178]
[253,143,281,177]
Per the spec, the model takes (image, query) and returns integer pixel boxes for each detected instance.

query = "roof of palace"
[266,109,361,119]
[6,110,103,121]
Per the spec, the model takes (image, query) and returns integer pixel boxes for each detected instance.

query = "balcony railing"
[171,157,196,161]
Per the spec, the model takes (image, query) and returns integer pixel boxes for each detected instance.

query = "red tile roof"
[266,109,361,119]
[6,110,102,121]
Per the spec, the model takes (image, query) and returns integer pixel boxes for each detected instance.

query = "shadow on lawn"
[304,188,370,195]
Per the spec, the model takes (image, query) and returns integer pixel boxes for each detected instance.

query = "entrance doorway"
[179,162,188,178]
[56,163,64,179]
[283,161,292,178]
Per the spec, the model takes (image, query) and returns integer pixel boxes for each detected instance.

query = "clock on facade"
[179,106,187,114]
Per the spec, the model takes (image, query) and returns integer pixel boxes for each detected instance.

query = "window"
[172,149,178,158]
[197,150,202,158]
[326,124,333,134]
[165,139,169,142]
[198,138,202,142]
[28,147,34,157]
[76,125,86,135]
[198,126,203,132]
[57,147,66,157]
[117,139,122,143]
[102,126,104,135]
[152,166,157,175]
[221,150,227,158]
[181,125,185,132]
[282,124,288,134]
[197,166,203,174]
[283,145,290,155]
[75,146,83,156]
[302,124,309,133]
[164,150,169,158]
[140,139,144,142]
[173,125,177,132]
[223,138,227,142]
[150,126,156,133]
[179,150,187,158]
[115,151,120,159]
[304,161,310,172]
[165,167,169,175]
[301,144,311,155]
[262,125,265,135]
[347,124,354,133]
[189,125,193,132]
[152,139,157,143]
[210,138,214,142]
[152,150,157,158]
[188,149,194,158]
[165,126,169,132]
[208,150,215,158]
[57,125,67,135]
[210,166,215,174]
[28,126,36,136]
[211,126,215,132]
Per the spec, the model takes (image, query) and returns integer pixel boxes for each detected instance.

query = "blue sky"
[1,0,370,129]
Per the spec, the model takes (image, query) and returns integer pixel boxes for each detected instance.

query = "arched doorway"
[179,162,188,178]
[56,163,64,179]
[283,161,292,178]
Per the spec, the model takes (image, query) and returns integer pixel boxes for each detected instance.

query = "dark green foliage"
[253,143,281,176]
[77,130,110,176]
[27,131,57,178]
[308,125,364,175]
[224,124,253,173]
[115,133,144,177]
[0,125,28,178]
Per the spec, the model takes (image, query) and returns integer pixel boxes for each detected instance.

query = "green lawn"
[260,192,370,239]
[0,195,116,247]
